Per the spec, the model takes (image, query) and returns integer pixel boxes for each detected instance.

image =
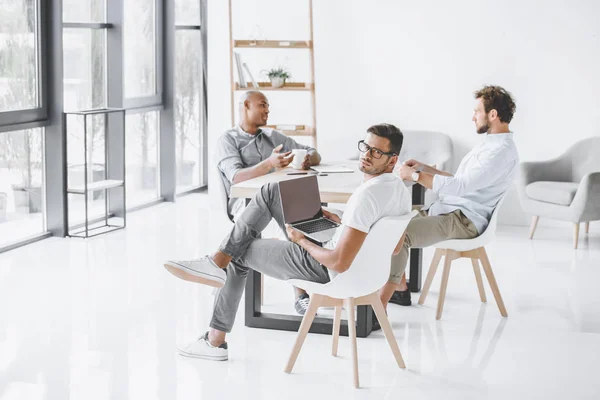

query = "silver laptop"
[279,175,340,243]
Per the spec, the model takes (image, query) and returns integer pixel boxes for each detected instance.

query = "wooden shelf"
[229,0,317,149]
[68,179,124,194]
[235,82,313,91]
[264,125,314,136]
[233,40,312,49]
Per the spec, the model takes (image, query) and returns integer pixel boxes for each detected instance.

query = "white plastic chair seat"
[433,234,491,252]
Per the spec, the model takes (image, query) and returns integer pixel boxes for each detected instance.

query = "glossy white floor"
[1,192,599,400]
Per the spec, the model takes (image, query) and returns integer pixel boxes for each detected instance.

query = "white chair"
[284,212,417,388]
[418,199,508,320]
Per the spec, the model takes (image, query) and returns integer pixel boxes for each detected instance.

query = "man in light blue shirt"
[379,86,519,320]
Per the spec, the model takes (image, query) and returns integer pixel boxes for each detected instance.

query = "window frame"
[0,0,48,133]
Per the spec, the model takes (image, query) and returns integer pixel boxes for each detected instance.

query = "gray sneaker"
[294,293,311,316]
[164,257,226,288]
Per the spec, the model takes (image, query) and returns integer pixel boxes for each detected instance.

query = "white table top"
[230,162,365,204]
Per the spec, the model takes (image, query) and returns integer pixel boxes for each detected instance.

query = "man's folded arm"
[296,226,367,274]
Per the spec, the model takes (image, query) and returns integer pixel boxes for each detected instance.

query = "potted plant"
[263,66,291,88]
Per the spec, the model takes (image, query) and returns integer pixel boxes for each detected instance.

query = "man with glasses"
[214,91,321,315]
[375,86,519,327]
[163,124,412,361]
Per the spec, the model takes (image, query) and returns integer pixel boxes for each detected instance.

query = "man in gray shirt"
[215,91,321,315]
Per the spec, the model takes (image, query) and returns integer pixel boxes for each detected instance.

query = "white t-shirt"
[324,173,412,251]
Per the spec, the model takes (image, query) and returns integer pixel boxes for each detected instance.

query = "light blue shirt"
[426,132,519,234]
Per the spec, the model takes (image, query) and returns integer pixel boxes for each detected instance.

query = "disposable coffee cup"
[291,149,307,169]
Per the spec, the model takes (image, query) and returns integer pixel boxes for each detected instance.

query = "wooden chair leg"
[585,222,590,234]
[478,248,508,317]
[574,223,580,249]
[471,258,487,303]
[344,298,359,388]
[260,274,264,306]
[528,216,539,239]
[284,294,323,373]
[332,306,342,356]
[369,293,406,368]
[436,255,453,320]
[418,248,443,305]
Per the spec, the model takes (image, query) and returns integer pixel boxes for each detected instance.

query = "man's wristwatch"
[411,171,420,182]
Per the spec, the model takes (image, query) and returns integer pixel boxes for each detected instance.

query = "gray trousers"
[389,207,479,284]
[211,182,330,333]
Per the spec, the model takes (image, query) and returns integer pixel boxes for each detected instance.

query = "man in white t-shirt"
[163,123,412,361]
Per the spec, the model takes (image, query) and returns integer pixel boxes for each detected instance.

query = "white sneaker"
[178,332,228,361]
[164,257,227,288]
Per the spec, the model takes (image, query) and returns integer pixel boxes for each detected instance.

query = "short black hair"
[366,123,403,155]
[474,85,516,124]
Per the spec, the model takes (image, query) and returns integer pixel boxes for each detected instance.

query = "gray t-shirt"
[216,125,317,217]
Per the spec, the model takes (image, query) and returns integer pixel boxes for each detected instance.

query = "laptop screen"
[279,175,322,224]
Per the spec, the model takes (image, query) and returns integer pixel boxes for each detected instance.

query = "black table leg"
[407,184,424,293]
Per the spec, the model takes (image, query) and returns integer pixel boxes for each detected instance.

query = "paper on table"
[310,165,354,173]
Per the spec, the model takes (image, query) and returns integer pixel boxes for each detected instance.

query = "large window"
[123,0,161,207]
[0,0,46,248]
[0,128,44,247]
[0,0,39,112]
[124,0,156,98]
[125,111,159,207]
[63,28,105,112]
[175,2,203,192]
[63,0,106,23]
[0,0,208,252]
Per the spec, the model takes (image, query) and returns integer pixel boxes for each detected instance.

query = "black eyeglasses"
[357,140,396,159]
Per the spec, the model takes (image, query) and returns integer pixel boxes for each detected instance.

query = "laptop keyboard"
[294,218,338,234]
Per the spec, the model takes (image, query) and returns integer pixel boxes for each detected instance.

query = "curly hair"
[474,85,516,124]
[366,123,404,155]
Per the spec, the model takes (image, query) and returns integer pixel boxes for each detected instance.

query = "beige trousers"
[389,207,478,284]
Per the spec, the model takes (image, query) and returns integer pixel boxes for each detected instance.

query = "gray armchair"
[518,137,600,248]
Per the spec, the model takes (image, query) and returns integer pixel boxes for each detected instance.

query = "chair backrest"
[399,130,454,171]
[212,166,234,222]
[477,194,505,243]
[317,211,417,299]
[565,137,600,182]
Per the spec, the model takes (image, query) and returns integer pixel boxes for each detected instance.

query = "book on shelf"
[234,52,246,88]
[242,62,258,90]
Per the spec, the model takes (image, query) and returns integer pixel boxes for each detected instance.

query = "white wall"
[207,0,600,226]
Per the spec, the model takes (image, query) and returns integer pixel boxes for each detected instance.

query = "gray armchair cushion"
[525,181,579,206]
[518,137,600,223]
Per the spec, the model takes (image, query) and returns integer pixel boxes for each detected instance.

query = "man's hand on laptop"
[268,144,294,169]
[322,209,341,224]
[285,224,305,243]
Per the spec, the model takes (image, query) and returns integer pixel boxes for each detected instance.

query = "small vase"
[270,77,285,88]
